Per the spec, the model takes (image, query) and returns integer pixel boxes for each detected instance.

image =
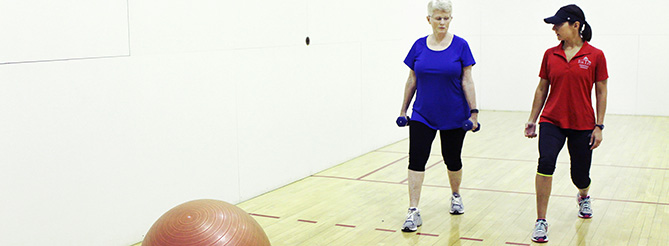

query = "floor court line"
[310,175,669,206]
[356,156,408,180]
[343,151,669,205]
[399,160,444,184]
[312,175,404,184]
[375,228,397,233]
[249,213,280,219]
[505,242,531,246]
[374,150,669,171]
[334,224,356,228]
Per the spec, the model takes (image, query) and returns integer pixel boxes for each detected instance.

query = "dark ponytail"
[581,22,592,42]
[569,20,592,42]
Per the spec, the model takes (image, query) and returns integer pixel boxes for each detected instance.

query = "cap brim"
[544,16,565,24]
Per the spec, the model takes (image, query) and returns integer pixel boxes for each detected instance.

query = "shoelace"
[535,221,548,232]
[452,197,462,206]
[580,198,592,210]
[406,210,417,221]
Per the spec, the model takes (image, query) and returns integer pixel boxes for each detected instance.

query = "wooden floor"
[235,111,667,245]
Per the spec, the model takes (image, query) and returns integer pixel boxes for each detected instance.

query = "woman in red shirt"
[524,4,608,243]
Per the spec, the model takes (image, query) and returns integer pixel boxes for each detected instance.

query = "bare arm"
[400,69,417,117]
[461,65,478,126]
[589,79,608,149]
[525,78,550,138]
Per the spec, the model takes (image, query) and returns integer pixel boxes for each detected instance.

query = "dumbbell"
[462,120,481,132]
[396,116,410,127]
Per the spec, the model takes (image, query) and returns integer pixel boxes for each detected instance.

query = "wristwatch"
[595,124,604,130]
[470,109,479,114]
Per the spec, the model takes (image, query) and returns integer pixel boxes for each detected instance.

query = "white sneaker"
[401,208,422,232]
[450,193,464,215]
[531,219,549,243]
[578,195,593,218]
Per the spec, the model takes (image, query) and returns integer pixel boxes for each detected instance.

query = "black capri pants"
[538,122,593,189]
[409,121,466,172]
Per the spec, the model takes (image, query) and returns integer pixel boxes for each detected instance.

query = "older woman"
[398,0,478,232]
[525,4,608,243]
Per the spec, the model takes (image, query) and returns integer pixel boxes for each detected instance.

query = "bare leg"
[408,170,426,207]
[578,186,589,198]
[536,174,553,219]
[447,169,462,194]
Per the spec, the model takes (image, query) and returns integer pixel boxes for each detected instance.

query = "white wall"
[450,0,669,116]
[0,0,129,63]
[0,0,414,245]
[0,1,667,246]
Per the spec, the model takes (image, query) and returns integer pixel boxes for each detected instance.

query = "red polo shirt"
[539,41,608,130]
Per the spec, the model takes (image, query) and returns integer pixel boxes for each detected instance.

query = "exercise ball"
[143,199,270,246]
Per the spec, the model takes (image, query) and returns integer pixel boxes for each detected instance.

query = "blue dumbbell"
[462,120,481,132]
[396,116,410,127]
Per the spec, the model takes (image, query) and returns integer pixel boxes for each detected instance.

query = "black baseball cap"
[544,4,586,24]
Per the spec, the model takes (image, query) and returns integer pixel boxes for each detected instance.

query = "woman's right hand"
[396,114,410,127]
[525,122,538,138]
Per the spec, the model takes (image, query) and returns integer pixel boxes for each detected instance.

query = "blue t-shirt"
[404,35,476,130]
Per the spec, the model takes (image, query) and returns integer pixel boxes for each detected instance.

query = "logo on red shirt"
[578,57,592,69]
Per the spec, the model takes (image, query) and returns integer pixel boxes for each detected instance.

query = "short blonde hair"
[428,0,452,16]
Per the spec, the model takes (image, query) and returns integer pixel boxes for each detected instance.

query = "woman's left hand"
[589,128,603,150]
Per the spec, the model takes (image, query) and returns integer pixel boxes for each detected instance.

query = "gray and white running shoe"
[578,195,593,218]
[450,193,464,215]
[531,219,549,243]
[401,208,422,232]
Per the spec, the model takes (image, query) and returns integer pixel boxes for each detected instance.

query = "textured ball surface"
[143,199,270,246]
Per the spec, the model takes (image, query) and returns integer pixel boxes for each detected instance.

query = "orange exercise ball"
[143,199,270,246]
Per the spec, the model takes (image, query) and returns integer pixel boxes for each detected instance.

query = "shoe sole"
[401,224,421,232]
[531,238,548,243]
[450,211,464,215]
[401,227,417,232]
[402,226,420,232]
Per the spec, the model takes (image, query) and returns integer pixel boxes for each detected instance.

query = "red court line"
[375,228,397,233]
[604,164,669,171]
[506,242,530,246]
[297,219,317,223]
[460,237,483,241]
[335,224,356,228]
[399,160,444,183]
[417,232,439,237]
[376,150,669,171]
[357,156,408,180]
[420,183,669,206]
[595,198,669,206]
[423,184,534,196]
[312,175,669,206]
[548,193,669,205]
[312,175,404,185]
[249,213,280,219]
